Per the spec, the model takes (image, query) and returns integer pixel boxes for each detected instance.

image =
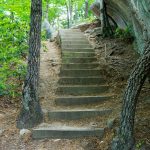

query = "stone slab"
[62,52,95,57]
[56,85,109,95]
[61,37,89,41]
[61,40,89,45]
[58,77,105,85]
[59,69,101,77]
[48,109,112,120]
[62,48,94,52]
[62,44,92,49]
[61,63,99,69]
[62,57,97,63]
[32,124,104,139]
[55,95,111,106]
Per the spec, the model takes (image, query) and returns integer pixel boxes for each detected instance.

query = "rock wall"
[91,0,150,54]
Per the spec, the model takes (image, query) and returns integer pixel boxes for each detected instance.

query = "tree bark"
[66,3,70,28]
[45,0,49,19]
[99,0,113,37]
[68,0,73,27]
[17,0,43,129]
[74,3,78,23]
[108,14,118,29]
[111,41,150,150]
[85,0,89,18]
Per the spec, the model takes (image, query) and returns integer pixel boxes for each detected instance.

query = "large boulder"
[90,0,150,54]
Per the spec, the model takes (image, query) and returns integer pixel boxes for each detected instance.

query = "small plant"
[136,140,145,149]
[115,26,134,41]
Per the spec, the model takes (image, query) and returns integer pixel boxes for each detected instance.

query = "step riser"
[59,70,101,77]
[59,78,105,85]
[62,45,92,49]
[62,58,97,63]
[61,38,88,41]
[61,64,99,69]
[62,52,95,57]
[55,96,110,106]
[48,109,112,120]
[62,49,94,52]
[32,128,104,139]
[61,41,89,45]
[61,35,85,38]
[56,86,109,95]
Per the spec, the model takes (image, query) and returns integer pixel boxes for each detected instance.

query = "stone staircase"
[32,29,113,139]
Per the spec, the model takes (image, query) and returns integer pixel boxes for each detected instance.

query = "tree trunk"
[108,14,118,30]
[68,0,73,27]
[45,0,49,19]
[74,3,78,23]
[111,41,150,150]
[66,3,70,28]
[99,0,113,37]
[85,0,89,18]
[17,0,43,129]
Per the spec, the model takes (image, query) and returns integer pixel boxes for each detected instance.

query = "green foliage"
[0,0,95,98]
[136,140,145,149]
[42,0,95,29]
[0,2,30,97]
[115,26,132,39]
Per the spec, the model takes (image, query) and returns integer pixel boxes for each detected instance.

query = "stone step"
[61,40,89,45]
[62,48,94,52]
[56,85,109,95]
[59,69,101,77]
[60,31,82,33]
[62,57,97,63]
[58,77,105,85]
[61,36,86,40]
[61,63,99,69]
[61,37,89,41]
[62,44,92,49]
[62,52,95,57]
[60,31,83,34]
[61,33,83,36]
[59,29,81,33]
[48,109,112,120]
[55,95,111,106]
[32,124,104,139]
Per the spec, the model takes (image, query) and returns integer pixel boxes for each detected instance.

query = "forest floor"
[0,29,150,149]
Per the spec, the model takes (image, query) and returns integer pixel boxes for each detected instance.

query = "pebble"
[0,129,4,136]
[20,129,31,137]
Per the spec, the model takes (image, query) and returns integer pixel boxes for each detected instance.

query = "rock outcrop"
[90,0,150,54]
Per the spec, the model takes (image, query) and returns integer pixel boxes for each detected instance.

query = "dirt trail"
[39,41,61,110]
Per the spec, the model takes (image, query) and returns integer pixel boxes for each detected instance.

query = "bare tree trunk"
[99,0,113,37]
[66,3,70,28]
[74,3,78,23]
[45,0,49,19]
[111,41,150,150]
[68,0,73,27]
[85,0,89,18]
[108,14,118,29]
[17,0,43,129]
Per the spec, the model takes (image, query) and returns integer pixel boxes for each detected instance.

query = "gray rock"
[20,129,31,137]
[107,118,115,129]
[0,129,4,136]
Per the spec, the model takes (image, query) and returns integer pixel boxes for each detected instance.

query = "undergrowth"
[0,10,29,98]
